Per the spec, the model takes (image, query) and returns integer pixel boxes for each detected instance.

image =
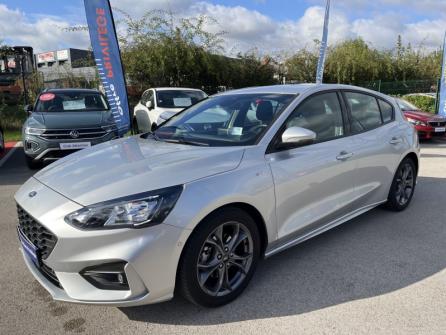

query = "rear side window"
[378,99,393,123]
[345,92,382,133]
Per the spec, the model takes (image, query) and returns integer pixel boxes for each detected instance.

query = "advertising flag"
[316,0,330,84]
[84,0,130,135]
[438,32,446,116]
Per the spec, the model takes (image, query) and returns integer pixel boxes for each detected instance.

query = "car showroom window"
[378,99,394,123]
[284,92,344,144]
[345,92,382,133]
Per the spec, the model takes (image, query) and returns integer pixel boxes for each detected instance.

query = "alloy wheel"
[196,221,253,297]
[395,163,414,206]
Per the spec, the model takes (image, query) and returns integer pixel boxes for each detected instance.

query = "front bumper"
[15,177,190,306]
[414,125,446,139]
[23,132,118,162]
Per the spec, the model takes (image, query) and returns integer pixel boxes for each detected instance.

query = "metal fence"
[357,79,439,96]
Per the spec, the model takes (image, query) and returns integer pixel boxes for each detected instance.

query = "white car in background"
[133,87,207,133]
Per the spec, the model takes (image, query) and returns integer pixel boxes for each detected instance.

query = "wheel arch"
[403,151,419,175]
[174,202,269,293]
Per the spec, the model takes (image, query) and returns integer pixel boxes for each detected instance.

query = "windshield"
[153,93,296,147]
[397,99,419,111]
[35,92,109,112]
[157,90,207,108]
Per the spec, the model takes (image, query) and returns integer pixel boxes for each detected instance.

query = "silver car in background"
[15,84,419,307]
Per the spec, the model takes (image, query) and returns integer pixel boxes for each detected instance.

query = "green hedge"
[402,95,437,114]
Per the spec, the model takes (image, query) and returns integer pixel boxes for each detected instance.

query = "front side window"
[345,92,382,133]
[154,93,296,146]
[156,90,207,108]
[35,92,109,112]
[285,92,345,143]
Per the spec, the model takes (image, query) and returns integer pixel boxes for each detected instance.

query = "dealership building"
[36,48,97,87]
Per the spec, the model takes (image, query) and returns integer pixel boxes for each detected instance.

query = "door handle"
[389,137,403,145]
[336,151,354,161]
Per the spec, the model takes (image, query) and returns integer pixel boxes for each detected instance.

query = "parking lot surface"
[1,143,445,334]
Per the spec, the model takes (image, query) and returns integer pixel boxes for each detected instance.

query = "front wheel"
[177,208,261,307]
[25,155,42,170]
[384,158,416,211]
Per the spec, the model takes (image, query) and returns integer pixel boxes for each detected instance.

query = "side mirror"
[280,126,316,147]
[145,100,153,109]
[24,104,33,116]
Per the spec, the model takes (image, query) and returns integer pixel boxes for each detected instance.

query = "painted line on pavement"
[0,142,22,168]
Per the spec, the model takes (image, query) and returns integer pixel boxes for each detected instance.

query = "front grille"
[428,120,446,127]
[40,262,62,288]
[39,127,107,140]
[17,205,57,260]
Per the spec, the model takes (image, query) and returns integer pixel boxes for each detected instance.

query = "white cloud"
[0,4,89,53]
[1,1,444,55]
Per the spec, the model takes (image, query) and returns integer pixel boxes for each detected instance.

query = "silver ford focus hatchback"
[15,84,419,307]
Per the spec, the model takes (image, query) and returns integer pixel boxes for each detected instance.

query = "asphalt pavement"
[0,143,445,334]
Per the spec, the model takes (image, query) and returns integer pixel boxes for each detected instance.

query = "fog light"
[80,261,129,290]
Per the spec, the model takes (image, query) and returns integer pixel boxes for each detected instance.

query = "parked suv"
[23,88,119,168]
[133,87,207,133]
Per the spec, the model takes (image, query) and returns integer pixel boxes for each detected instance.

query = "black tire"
[132,118,140,134]
[177,207,261,307]
[25,155,42,170]
[384,157,416,211]
[0,129,4,154]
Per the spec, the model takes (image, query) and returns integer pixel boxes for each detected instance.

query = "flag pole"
[316,0,330,84]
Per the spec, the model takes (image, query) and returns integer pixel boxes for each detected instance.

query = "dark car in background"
[396,98,446,140]
[23,88,119,168]
[0,123,4,154]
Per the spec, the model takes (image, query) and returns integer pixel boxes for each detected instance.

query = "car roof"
[44,88,101,94]
[215,84,388,97]
[153,87,205,92]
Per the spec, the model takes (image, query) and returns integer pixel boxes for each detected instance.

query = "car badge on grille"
[28,191,37,198]
[70,130,80,139]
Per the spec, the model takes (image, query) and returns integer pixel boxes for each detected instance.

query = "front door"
[266,91,358,240]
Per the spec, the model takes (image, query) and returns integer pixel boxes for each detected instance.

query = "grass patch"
[1,103,26,129]
[4,129,22,142]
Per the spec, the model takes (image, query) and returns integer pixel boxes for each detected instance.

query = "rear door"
[342,91,405,207]
[266,91,359,240]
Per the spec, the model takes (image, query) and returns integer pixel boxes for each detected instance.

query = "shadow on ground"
[120,175,446,325]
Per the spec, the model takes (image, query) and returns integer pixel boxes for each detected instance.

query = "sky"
[1,0,445,55]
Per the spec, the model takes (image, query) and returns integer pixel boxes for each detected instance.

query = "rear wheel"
[178,207,261,307]
[384,157,416,211]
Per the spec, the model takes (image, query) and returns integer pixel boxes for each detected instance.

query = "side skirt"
[264,200,387,258]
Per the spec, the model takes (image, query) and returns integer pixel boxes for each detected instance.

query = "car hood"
[33,136,245,205]
[403,110,440,121]
[28,111,113,129]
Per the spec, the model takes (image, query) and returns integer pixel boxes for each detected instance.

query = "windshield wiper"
[162,138,209,147]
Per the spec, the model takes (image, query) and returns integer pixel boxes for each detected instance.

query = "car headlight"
[65,185,183,229]
[102,124,118,133]
[25,127,45,135]
[406,118,426,126]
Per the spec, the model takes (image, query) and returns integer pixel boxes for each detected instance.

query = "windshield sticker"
[63,100,86,110]
[173,98,192,107]
[229,127,243,136]
[39,93,55,101]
